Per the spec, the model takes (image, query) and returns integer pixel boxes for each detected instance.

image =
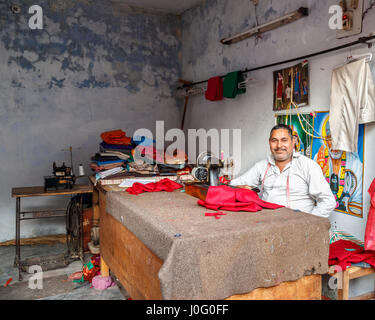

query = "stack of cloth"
[91,129,134,180]
[329,238,375,271]
[99,129,134,156]
[90,153,128,172]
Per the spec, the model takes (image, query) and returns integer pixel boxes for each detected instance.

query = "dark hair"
[269,124,293,139]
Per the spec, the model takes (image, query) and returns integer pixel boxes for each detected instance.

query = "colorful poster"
[310,112,364,217]
[276,114,314,158]
[273,60,309,111]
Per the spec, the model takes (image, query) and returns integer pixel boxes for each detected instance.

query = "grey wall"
[181,0,375,298]
[0,0,182,242]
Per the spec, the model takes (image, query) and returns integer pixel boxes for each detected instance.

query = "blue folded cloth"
[94,159,126,166]
[131,136,155,146]
[100,141,133,150]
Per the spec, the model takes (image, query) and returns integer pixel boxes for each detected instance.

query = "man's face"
[269,129,295,162]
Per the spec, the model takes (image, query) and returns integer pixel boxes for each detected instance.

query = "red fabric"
[126,178,183,195]
[205,211,227,219]
[197,185,283,212]
[328,239,375,271]
[100,129,132,146]
[205,76,224,101]
[365,178,375,250]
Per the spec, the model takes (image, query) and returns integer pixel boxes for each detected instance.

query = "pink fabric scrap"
[92,275,115,290]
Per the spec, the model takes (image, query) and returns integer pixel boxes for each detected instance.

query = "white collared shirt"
[230,152,336,218]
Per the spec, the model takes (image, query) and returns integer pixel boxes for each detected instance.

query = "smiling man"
[230,124,336,218]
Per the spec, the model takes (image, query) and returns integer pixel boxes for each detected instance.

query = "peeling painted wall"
[181,0,375,297]
[0,0,182,241]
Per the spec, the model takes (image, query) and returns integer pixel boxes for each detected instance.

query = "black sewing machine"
[44,162,75,191]
[191,152,224,186]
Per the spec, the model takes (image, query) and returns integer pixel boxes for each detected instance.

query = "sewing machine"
[44,162,76,191]
[191,152,224,187]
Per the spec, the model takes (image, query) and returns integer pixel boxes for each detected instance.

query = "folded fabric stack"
[328,239,375,271]
[99,129,134,156]
[91,130,191,183]
[90,130,134,178]
[90,153,127,173]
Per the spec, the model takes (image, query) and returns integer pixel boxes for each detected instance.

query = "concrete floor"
[0,243,128,300]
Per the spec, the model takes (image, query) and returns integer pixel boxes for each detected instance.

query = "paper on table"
[118,178,157,188]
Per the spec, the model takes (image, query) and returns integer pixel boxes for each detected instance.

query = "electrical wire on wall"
[363,0,375,19]
[283,68,330,142]
[250,0,262,45]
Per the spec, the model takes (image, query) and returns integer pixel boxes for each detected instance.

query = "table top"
[105,189,331,300]
[11,184,93,198]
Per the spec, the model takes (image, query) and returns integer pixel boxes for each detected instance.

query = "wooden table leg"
[337,270,350,300]
[79,195,84,263]
[101,256,110,277]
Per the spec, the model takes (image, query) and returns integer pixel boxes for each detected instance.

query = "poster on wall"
[273,60,309,111]
[310,112,364,218]
[276,114,314,158]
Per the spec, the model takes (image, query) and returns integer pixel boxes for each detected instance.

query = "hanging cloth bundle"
[223,71,247,98]
[205,76,224,101]
[329,58,375,153]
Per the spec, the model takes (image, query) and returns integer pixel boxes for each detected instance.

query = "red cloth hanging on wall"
[197,185,283,212]
[205,76,224,101]
[365,178,375,250]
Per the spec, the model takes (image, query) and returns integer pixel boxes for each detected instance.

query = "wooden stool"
[330,266,375,300]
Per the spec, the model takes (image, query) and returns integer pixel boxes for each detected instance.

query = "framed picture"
[273,60,309,111]
[310,112,365,218]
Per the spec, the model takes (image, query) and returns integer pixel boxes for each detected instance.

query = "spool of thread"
[78,164,85,176]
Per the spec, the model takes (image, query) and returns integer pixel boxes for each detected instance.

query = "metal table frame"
[11,184,93,281]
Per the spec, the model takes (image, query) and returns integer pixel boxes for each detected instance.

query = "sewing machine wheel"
[192,167,208,181]
[66,197,82,258]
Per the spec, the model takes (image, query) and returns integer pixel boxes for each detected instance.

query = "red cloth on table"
[205,211,227,220]
[100,129,132,146]
[365,178,375,250]
[197,185,283,212]
[205,76,224,101]
[328,239,375,271]
[126,178,183,195]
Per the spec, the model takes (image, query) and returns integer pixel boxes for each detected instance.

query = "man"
[230,124,336,218]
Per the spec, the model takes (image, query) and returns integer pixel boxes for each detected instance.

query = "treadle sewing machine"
[44,161,76,191]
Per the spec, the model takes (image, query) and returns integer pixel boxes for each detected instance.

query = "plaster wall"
[0,0,182,242]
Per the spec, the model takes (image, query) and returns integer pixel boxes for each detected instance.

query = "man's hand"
[235,185,253,190]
